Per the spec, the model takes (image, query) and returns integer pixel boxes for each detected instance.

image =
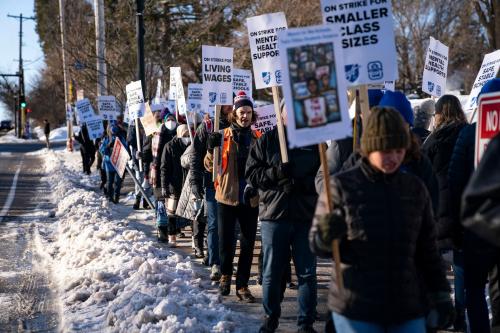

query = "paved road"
[0,143,59,332]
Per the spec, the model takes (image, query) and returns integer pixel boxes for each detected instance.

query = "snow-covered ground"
[0,129,38,143]
[34,125,78,143]
[38,149,256,332]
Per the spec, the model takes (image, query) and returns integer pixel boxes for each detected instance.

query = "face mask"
[181,137,190,145]
[165,120,177,131]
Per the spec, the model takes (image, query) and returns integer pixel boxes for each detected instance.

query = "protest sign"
[123,104,130,124]
[475,92,500,167]
[279,25,351,148]
[202,45,234,106]
[75,98,97,123]
[466,50,500,111]
[98,95,118,121]
[140,103,160,136]
[252,104,277,133]
[188,83,203,114]
[384,81,395,91]
[321,0,398,86]
[247,12,288,90]
[422,37,449,97]
[233,68,253,98]
[110,138,130,178]
[126,80,145,119]
[86,117,105,140]
[151,79,168,111]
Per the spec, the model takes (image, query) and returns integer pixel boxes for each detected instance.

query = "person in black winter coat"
[246,104,320,333]
[74,123,96,175]
[310,107,454,333]
[422,95,467,250]
[412,99,435,144]
[160,124,191,245]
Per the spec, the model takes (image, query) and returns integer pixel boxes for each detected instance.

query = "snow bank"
[34,125,78,143]
[0,129,38,143]
[41,150,256,332]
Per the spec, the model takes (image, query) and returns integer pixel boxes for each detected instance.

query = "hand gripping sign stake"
[272,86,289,163]
[319,142,344,294]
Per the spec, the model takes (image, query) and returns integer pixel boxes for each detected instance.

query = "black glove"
[243,185,258,205]
[426,292,455,330]
[278,178,293,194]
[135,150,143,160]
[316,208,347,244]
[207,132,222,151]
[192,183,204,199]
[276,162,292,180]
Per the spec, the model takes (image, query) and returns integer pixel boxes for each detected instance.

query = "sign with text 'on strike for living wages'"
[476,92,500,167]
[422,37,449,98]
[247,12,288,90]
[467,50,500,111]
[202,45,234,107]
[320,0,398,86]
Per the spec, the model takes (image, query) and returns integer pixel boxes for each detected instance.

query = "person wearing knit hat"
[310,106,454,333]
[379,90,414,127]
[479,77,500,96]
[413,99,435,144]
[233,91,254,111]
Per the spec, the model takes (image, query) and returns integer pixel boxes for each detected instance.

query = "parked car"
[0,120,13,131]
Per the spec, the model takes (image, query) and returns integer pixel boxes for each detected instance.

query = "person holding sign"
[99,125,128,204]
[204,92,260,301]
[74,124,96,175]
[246,102,320,332]
[310,107,454,333]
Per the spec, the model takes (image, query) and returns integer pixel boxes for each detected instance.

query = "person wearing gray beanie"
[413,99,435,144]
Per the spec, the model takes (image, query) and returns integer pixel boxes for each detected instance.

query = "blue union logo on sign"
[262,72,271,85]
[367,61,383,80]
[345,64,360,83]
[209,92,217,104]
[428,81,435,93]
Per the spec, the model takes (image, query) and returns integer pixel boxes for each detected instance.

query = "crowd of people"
[70,79,500,332]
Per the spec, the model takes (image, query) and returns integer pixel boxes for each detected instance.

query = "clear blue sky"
[0,0,44,121]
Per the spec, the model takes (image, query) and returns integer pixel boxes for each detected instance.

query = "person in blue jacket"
[100,124,128,203]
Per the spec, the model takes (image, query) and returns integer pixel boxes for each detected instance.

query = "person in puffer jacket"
[310,107,454,333]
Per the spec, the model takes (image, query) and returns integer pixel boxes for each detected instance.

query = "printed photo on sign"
[286,42,341,129]
[279,25,351,148]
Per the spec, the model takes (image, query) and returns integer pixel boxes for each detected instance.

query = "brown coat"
[204,127,259,207]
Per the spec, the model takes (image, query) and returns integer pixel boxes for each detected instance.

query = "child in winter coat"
[310,107,454,333]
[99,125,127,203]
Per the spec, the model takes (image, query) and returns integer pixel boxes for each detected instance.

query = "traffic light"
[26,108,32,113]
[20,96,26,108]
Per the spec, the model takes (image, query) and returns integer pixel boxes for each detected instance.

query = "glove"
[276,162,292,179]
[243,185,258,205]
[278,178,293,194]
[161,188,169,198]
[316,208,347,244]
[426,292,455,330]
[135,150,143,160]
[192,183,204,199]
[207,132,222,151]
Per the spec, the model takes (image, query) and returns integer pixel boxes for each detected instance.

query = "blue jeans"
[332,313,426,333]
[261,220,317,327]
[106,170,122,198]
[453,249,465,316]
[206,187,219,266]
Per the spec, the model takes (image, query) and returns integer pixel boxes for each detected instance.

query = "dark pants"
[167,216,178,236]
[453,250,465,317]
[80,147,95,174]
[261,220,317,327]
[218,203,258,289]
[106,170,122,198]
[193,217,207,250]
[206,187,220,266]
[464,232,500,333]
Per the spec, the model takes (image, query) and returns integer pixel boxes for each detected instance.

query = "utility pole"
[135,0,146,97]
[58,0,72,151]
[8,13,35,138]
[95,0,107,96]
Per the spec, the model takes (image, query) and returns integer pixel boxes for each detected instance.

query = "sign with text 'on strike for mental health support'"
[422,37,449,98]
[98,95,118,121]
[202,45,234,107]
[247,12,288,90]
[188,83,203,115]
[476,92,500,167]
[126,80,145,119]
[467,49,500,111]
[233,69,253,98]
[279,25,351,148]
[321,0,398,86]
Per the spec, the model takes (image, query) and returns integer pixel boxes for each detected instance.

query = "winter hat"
[479,78,500,96]
[378,91,414,126]
[414,99,435,129]
[361,107,410,156]
[233,91,253,111]
[160,108,171,120]
[176,124,189,138]
[368,89,384,108]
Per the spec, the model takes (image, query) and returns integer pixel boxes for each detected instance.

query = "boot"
[113,193,120,204]
[219,275,231,296]
[236,287,256,303]
[133,196,141,210]
[210,265,221,281]
[158,227,168,243]
[259,316,279,333]
[194,247,204,259]
[168,235,177,247]
[142,198,150,209]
